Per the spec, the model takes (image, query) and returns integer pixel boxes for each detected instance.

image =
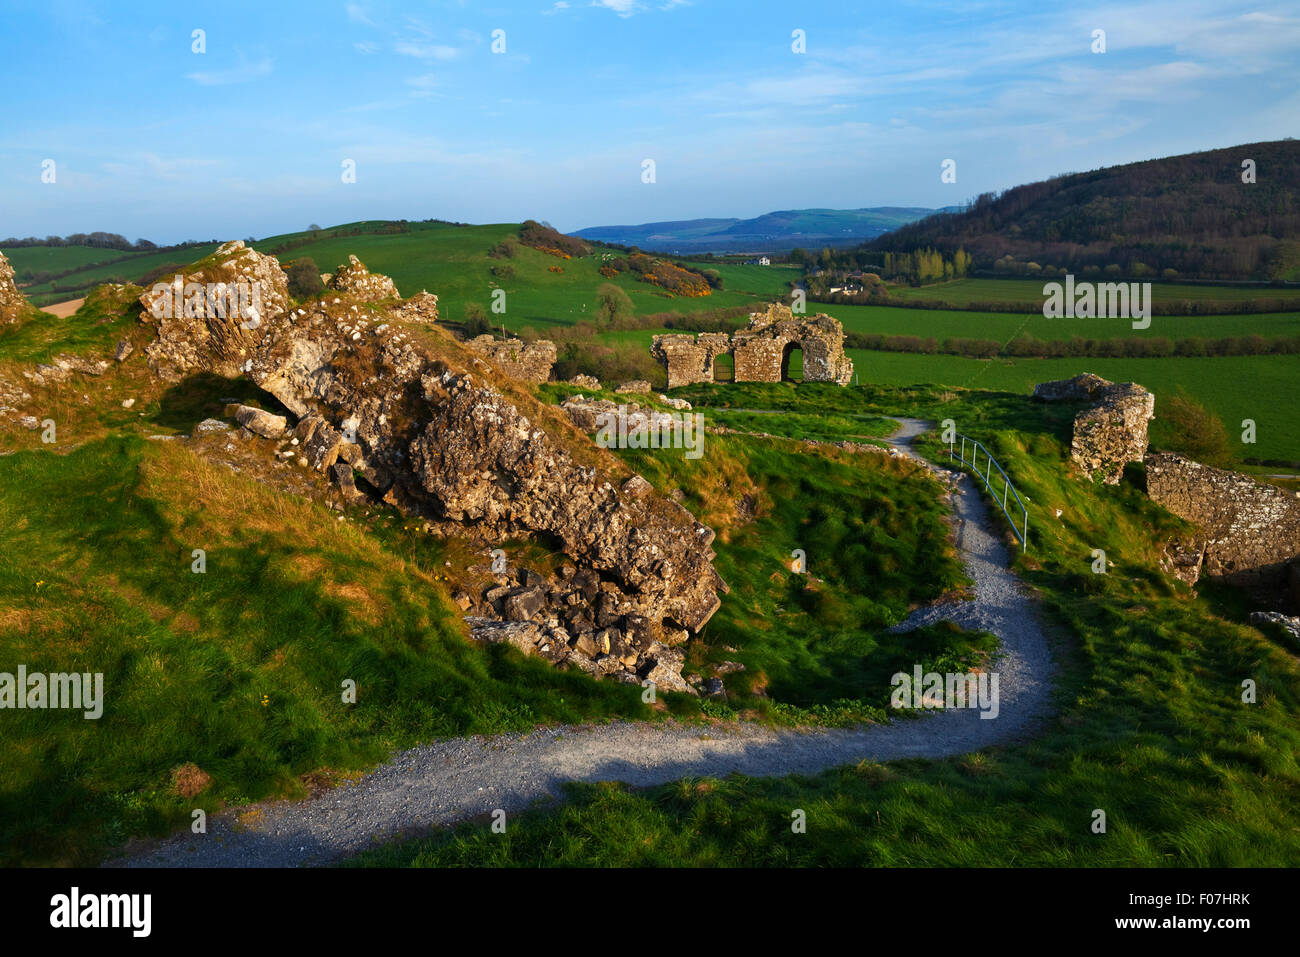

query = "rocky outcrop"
[393,291,439,322]
[327,255,398,301]
[464,335,556,383]
[1146,452,1300,607]
[651,303,854,388]
[568,374,601,390]
[0,252,30,325]
[138,240,292,381]
[143,259,725,689]
[1034,373,1154,483]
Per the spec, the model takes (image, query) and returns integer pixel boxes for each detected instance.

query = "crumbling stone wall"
[464,335,556,383]
[1034,373,1154,483]
[650,303,853,388]
[1146,452,1300,606]
[651,331,732,388]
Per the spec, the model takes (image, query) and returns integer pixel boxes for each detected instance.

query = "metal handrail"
[947,434,1029,552]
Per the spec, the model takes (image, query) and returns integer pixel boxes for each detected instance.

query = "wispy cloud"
[186,57,273,86]
[405,73,441,97]
[345,3,375,26]
[396,41,460,60]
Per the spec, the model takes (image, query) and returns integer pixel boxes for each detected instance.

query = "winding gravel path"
[115,418,1055,867]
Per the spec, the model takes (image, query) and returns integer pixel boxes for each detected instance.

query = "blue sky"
[1,0,1297,244]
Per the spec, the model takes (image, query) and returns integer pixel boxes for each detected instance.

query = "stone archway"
[779,340,804,382]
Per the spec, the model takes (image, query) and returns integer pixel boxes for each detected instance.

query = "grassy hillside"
[245,221,786,331]
[4,245,148,279]
[17,244,221,305]
[0,282,979,864]
[349,383,1300,867]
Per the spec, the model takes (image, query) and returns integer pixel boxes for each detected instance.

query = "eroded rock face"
[464,335,556,383]
[651,303,853,388]
[1034,373,1154,483]
[151,267,724,688]
[139,240,291,381]
[1147,452,1300,608]
[0,252,30,325]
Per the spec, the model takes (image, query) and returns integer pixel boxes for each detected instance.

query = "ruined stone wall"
[1146,452,1300,605]
[651,331,731,388]
[650,303,853,388]
[464,335,556,383]
[1034,373,1154,483]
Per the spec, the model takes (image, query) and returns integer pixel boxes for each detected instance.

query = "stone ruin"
[1145,453,1300,608]
[0,251,31,325]
[1035,372,1300,610]
[133,244,723,690]
[1033,373,1154,484]
[464,335,557,383]
[652,303,854,389]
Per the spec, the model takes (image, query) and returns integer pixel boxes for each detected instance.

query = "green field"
[16,244,221,304]
[888,276,1300,306]
[243,222,780,331]
[818,303,1300,342]
[843,350,1300,463]
[4,245,147,281]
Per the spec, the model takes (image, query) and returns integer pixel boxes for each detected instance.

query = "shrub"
[1149,387,1235,468]
[286,258,324,300]
[462,302,492,338]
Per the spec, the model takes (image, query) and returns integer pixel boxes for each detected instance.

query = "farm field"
[816,303,1300,342]
[18,243,221,304]
[4,245,147,280]
[843,350,1300,463]
[886,276,1300,305]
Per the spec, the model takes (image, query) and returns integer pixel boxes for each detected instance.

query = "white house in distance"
[747,256,771,266]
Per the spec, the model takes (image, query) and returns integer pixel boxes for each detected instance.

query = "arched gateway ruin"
[651,303,854,388]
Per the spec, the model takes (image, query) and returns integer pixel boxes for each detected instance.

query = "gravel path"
[114,418,1055,867]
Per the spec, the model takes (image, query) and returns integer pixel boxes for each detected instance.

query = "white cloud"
[592,0,643,16]
[395,41,461,59]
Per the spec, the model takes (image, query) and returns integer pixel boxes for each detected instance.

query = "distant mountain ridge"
[572,207,958,254]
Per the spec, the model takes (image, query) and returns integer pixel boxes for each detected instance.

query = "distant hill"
[572,207,955,254]
[865,140,1300,280]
